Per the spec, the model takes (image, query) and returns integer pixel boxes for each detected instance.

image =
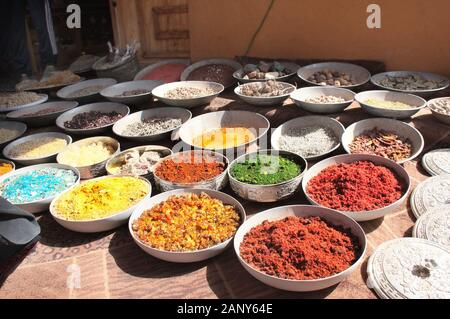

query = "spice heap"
[186,64,236,87]
[141,63,187,83]
[239,80,293,97]
[305,95,346,104]
[0,168,77,204]
[349,129,413,162]
[0,162,14,176]
[240,216,361,280]
[53,176,149,221]
[64,111,123,129]
[277,126,339,158]
[429,97,450,115]
[364,98,414,110]
[307,161,405,212]
[0,128,21,144]
[132,193,241,252]
[122,117,182,136]
[231,154,301,185]
[0,92,43,107]
[155,152,226,184]
[165,87,215,99]
[117,89,151,97]
[22,107,61,117]
[307,70,356,86]
[16,70,81,90]
[58,141,115,167]
[9,137,67,159]
[67,85,106,98]
[240,61,292,80]
[108,150,163,176]
[378,75,447,91]
[193,127,255,149]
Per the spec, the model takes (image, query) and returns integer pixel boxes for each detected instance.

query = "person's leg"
[27,0,58,68]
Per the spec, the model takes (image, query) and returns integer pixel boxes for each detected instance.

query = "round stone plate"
[422,149,450,176]
[410,175,450,219]
[367,238,450,299]
[413,204,450,249]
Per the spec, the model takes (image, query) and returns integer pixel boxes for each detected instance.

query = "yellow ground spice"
[9,137,67,159]
[54,176,149,221]
[132,193,241,252]
[58,141,115,167]
[0,162,14,176]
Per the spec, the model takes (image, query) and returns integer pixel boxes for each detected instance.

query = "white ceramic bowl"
[428,97,450,125]
[134,59,190,81]
[3,132,72,165]
[56,78,117,103]
[100,80,163,105]
[152,81,224,108]
[0,93,48,113]
[233,61,300,83]
[50,175,152,233]
[0,163,80,214]
[271,116,345,161]
[181,59,242,88]
[341,118,424,164]
[297,62,371,89]
[56,102,130,136]
[234,205,367,292]
[234,82,296,106]
[129,188,246,263]
[355,90,427,119]
[290,86,355,114]
[302,154,411,222]
[6,101,79,127]
[0,121,27,147]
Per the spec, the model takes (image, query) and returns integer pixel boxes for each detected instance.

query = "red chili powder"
[240,216,361,280]
[307,161,405,212]
[142,63,187,83]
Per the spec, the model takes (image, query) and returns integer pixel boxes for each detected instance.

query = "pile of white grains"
[122,117,182,136]
[165,87,215,99]
[277,126,339,158]
[305,95,346,104]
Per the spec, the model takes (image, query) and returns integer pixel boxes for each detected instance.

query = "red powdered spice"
[142,63,187,83]
[240,216,361,280]
[307,161,405,212]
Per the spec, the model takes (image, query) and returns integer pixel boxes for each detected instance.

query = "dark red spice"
[142,63,187,83]
[64,111,123,129]
[186,64,236,87]
[307,161,405,212]
[240,216,361,280]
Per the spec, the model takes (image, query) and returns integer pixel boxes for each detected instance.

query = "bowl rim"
[354,90,428,110]
[232,61,301,82]
[0,93,49,112]
[56,77,117,99]
[50,175,152,223]
[228,149,308,187]
[133,59,191,81]
[151,80,225,102]
[301,154,412,215]
[370,71,450,93]
[234,81,296,100]
[100,80,164,98]
[233,204,367,283]
[0,121,28,145]
[427,96,450,116]
[341,117,425,164]
[6,101,80,119]
[290,86,356,104]
[128,188,246,255]
[0,163,81,205]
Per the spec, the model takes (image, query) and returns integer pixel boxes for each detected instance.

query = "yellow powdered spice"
[58,141,114,167]
[54,176,149,221]
[10,137,67,159]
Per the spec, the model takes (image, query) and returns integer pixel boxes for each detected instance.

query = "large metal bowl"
[100,80,164,105]
[0,163,80,214]
[428,97,450,125]
[297,62,371,89]
[151,81,224,108]
[290,86,355,114]
[234,81,296,106]
[112,107,192,142]
[56,102,130,136]
[0,121,27,147]
[56,78,117,103]
[129,188,246,263]
[3,132,72,166]
[233,61,300,83]
[180,59,242,88]
[134,59,190,82]
[302,154,411,222]
[355,90,427,119]
[228,149,307,203]
[341,118,424,164]
[153,150,229,192]
[234,205,367,292]
[0,93,48,113]
[57,136,120,179]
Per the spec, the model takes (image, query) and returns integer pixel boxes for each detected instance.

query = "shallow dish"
[7,101,79,127]
[151,81,224,108]
[228,150,307,203]
[100,80,164,105]
[180,59,242,88]
[301,154,411,222]
[290,86,355,114]
[234,205,367,292]
[271,116,345,161]
[134,59,190,82]
[341,118,424,164]
[428,97,450,125]
[0,121,27,147]
[234,82,296,106]
[355,90,427,119]
[57,136,120,179]
[56,102,130,136]
[50,175,151,233]
[0,163,80,214]
[0,159,15,176]
[297,62,371,89]
[56,78,117,103]
[112,107,192,142]
[129,188,246,263]
[233,61,300,83]
[153,150,229,192]
[0,93,48,113]
[3,132,72,166]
